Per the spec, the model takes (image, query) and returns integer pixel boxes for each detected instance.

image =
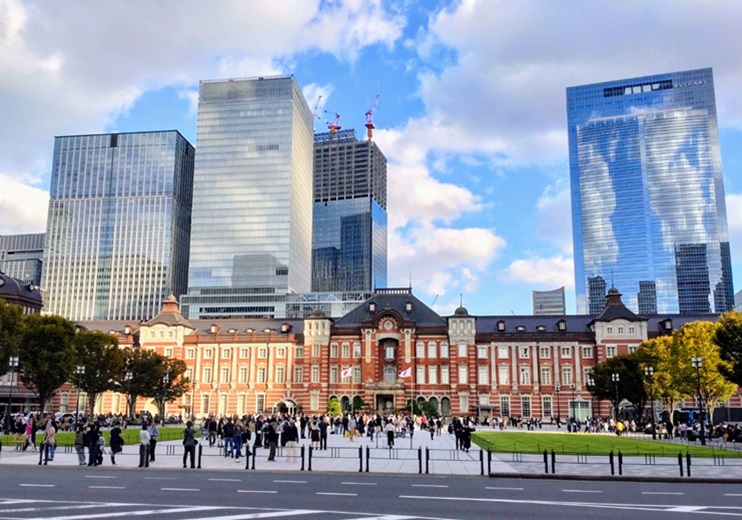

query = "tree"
[0,300,23,372]
[351,395,368,412]
[18,314,76,413]
[637,336,685,413]
[146,356,190,418]
[715,310,742,387]
[121,349,162,417]
[326,397,342,416]
[72,331,126,416]
[588,353,648,418]
[671,321,736,421]
[420,401,438,418]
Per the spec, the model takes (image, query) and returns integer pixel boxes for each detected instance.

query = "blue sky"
[1,0,742,316]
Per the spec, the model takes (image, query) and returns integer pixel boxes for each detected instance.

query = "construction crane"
[325,112,341,136]
[312,96,324,123]
[312,95,341,139]
[365,94,380,140]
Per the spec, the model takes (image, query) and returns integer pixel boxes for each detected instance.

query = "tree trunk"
[88,392,99,418]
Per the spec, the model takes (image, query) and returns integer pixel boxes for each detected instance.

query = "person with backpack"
[182,421,198,469]
[110,422,124,465]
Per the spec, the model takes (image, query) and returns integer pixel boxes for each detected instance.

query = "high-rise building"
[182,75,314,320]
[43,131,195,321]
[568,68,734,314]
[0,233,44,285]
[532,286,566,315]
[311,129,387,292]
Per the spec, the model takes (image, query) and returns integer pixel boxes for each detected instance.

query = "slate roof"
[334,288,447,328]
[0,271,42,306]
[589,287,645,324]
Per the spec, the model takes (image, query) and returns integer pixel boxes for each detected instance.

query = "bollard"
[359,446,363,473]
[686,453,691,477]
[197,444,202,469]
[609,451,614,476]
[418,447,422,474]
[425,447,430,475]
[308,446,313,472]
[543,449,548,474]
[300,446,305,471]
[366,445,370,473]
[551,449,556,474]
[245,447,251,470]
[38,442,45,466]
[678,452,684,477]
[618,451,623,476]
[487,449,492,475]
[251,445,256,470]
[479,450,484,476]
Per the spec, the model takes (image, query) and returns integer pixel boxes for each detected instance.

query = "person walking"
[44,419,57,461]
[348,415,357,442]
[148,419,160,462]
[110,422,124,465]
[232,420,243,463]
[138,423,150,468]
[183,421,198,469]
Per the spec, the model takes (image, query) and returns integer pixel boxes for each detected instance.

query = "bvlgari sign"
[675,80,707,88]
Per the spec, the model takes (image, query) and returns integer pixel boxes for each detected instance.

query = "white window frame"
[478,365,489,385]
[498,365,510,385]
[477,346,488,359]
[441,365,450,384]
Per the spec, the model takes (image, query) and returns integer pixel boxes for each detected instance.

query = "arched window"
[341,396,350,412]
[383,366,396,383]
[440,397,451,416]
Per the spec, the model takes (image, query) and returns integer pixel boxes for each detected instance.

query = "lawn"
[0,426,193,448]
[472,431,742,458]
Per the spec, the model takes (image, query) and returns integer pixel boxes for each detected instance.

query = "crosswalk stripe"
[36,505,214,520]
[0,504,102,514]
[187,511,317,520]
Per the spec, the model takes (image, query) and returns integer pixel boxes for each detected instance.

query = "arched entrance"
[273,398,298,416]
[440,397,451,416]
[341,396,351,412]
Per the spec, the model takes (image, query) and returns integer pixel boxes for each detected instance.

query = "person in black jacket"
[284,420,299,462]
[266,420,278,461]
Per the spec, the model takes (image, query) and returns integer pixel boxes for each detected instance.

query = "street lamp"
[587,375,596,418]
[644,366,656,440]
[74,365,85,428]
[691,356,706,446]
[555,383,561,427]
[4,356,19,434]
[161,367,171,419]
[570,383,577,420]
[611,373,620,420]
[124,370,133,419]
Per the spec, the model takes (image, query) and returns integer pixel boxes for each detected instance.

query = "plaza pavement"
[2,425,742,479]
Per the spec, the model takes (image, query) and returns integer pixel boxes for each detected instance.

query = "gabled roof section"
[145,295,194,328]
[334,288,447,328]
[590,286,646,324]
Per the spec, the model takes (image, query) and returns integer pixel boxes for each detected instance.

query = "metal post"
[487,449,492,475]
[618,451,623,476]
[251,445,256,470]
[418,447,422,474]
[308,446,313,472]
[550,449,556,474]
[5,357,19,434]
[359,446,363,472]
[678,452,684,477]
[612,373,620,420]
[245,445,251,470]
[38,442,44,465]
[645,366,656,440]
[543,449,548,473]
[425,447,430,474]
[366,445,370,473]
[692,357,706,446]
[609,451,614,475]
[197,444,202,469]
[479,449,484,476]
[686,453,692,477]
[300,445,305,471]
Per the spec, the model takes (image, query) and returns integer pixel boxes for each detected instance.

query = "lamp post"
[587,375,595,419]
[161,367,171,419]
[644,366,656,440]
[74,365,85,428]
[570,383,576,420]
[4,356,19,434]
[611,373,620,420]
[555,383,561,427]
[691,356,706,446]
[124,370,133,419]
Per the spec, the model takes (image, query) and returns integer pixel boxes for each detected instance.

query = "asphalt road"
[1,466,742,519]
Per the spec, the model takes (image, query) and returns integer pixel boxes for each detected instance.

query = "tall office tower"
[43,131,195,321]
[183,75,313,319]
[312,129,387,292]
[532,286,566,315]
[568,68,734,314]
[0,233,44,285]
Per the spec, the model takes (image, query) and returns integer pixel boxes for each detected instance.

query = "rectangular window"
[312,344,321,357]
[618,327,624,335]
[204,349,213,359]
[498,365,510,385]
[542,396,552,418]
[540,366,552,385]
[561,366,573,385]
[258,347,267,359]
[606,346,617,358]
[353,343,361,358]
[186,349,195,360]
[440,343,449,358]
[519,366,531,385]
[276,347,286,358]
[256,394,265,413]
[330,344,338,358]
[582,346,593,359]
[342,344,350,358]
[353,367,361,384]
[561,346,571,358]
[521,395,532,417]
[428,342,437,358]
[238,367,248,384]
[477,346,488,359]
[539,346,550,359]
[583,367,593,384]
[220,367,229,383]
[416,342,425,358]
[416,365,426,383]
[458,364,468,384]
[498,346,509,359]
[275,366,285,383]
[310,393,319,411]
[294,366,303,383]
[186,368,193,382]
[330,366,338,383]
[200,395,210,415]
[237,394,246,415]
[257,367,266,383]
[607,326,614,335]
[519,346,529,358]
[629,327,636,335]
[221,348,230,359]
[311,365,320,383]
[478,365,489,385]
[458,344,467,357]
[296,346,304,358]
[479,394,490,406]
[164,348,173,357]
[202,367,212,384]
[500,395,510,417]
[460,394,469,414]
[628,345,638,354]
[240,348,248,358]
[428,365,437,384]
[441,365,450,384]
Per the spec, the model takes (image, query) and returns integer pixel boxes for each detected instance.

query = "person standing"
[44,419,57,461]
[148,420,160,462]
[110,422,124,465]
[385,420,395,449]
[232,420,243,463]
[266,420,278,461]
[74,425,86,465]
[183,421,197,469]
[348,415,357,442]
[318,418,328,450]
[284,419,299,462]
[138,423,150,468]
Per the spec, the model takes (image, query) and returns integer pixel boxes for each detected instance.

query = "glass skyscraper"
[568,68,734,314]
[312,129,387,292]
[183,75,314,319]
[0,233,44,285]
[43,131,195,321]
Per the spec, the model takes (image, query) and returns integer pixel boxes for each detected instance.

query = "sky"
[1,0,742,317]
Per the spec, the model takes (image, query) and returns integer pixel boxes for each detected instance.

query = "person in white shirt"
[138,423,151,468]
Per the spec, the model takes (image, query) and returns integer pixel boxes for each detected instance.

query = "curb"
[489,472,742,484]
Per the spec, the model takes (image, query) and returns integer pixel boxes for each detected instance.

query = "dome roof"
[454,306,470,316]
[0,272,42,305]
[311,308,326,318]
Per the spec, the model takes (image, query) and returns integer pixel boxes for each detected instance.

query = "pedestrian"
[310,420,320,449]
[183,421,198,469]
[266,420,278,461]
[233,420,243,463]
[385,420,395,449]
[110,421,124,465]
[223,418,235,457]
[138,422,150,468]
[74,425,86,465]
[284,419,299,462]
[44,419,57,461]
[348,415,357,442]
[148,419,160,462]
[318,418,328,449]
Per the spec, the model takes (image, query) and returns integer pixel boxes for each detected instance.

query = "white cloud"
[727,193,742,266]
[502,255,574,289]
[535,180,572,254]
[0,173,48,234]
